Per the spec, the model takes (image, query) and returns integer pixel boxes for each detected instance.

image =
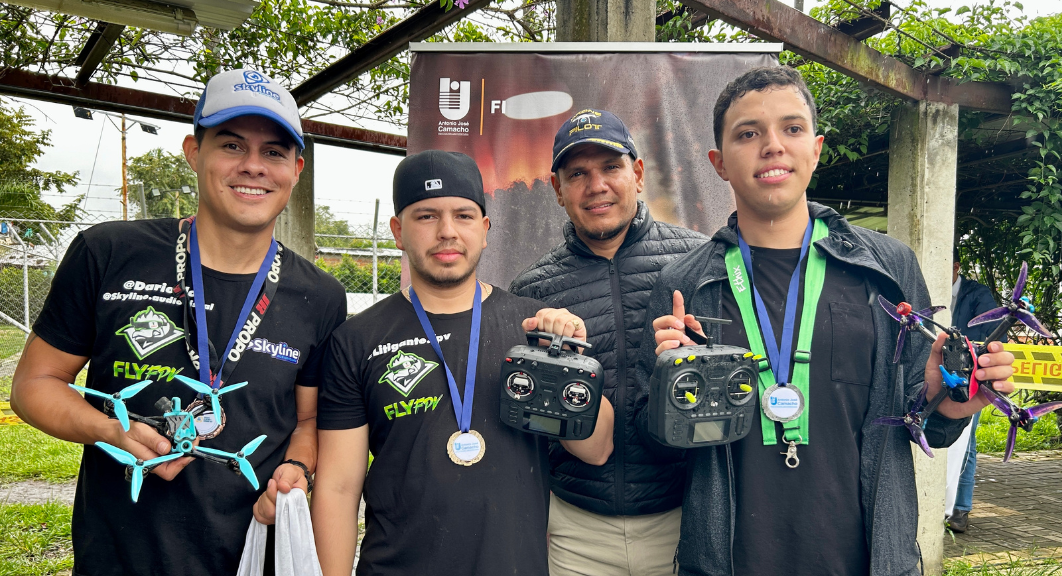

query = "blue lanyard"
[409,283,482,432]
[188,219,278,389]
[736,218,813,386]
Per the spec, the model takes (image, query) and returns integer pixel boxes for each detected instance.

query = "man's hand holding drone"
[924,334,1014,420]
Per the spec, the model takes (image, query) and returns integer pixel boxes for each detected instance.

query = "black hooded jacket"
[509,201,708,516]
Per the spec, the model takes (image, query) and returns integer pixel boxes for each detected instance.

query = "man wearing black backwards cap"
[510,110,707,575]
[11,69,347,575]
[312,150,616,576]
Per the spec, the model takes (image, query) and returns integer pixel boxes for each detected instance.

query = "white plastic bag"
[237,488,324,576]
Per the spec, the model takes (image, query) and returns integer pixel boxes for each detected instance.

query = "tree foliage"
[0,99,81,232]
[125,148,199,219]
[0,0,552,128]
[316,255,401,294]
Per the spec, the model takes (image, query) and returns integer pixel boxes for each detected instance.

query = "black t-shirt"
[32,219,347,576]
[719,246,875,576]
[318,288,550,576]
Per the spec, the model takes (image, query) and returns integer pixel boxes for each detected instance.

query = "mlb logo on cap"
[425,179,443,191]
[193,68,304,151]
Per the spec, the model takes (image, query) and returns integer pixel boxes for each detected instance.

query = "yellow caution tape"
[1003,342,1062,392]
[0,401,24,426]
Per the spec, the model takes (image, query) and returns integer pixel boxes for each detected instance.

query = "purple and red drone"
[875,262,1062,462]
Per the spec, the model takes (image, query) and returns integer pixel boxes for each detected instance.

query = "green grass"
[977,405,1061,454]
[946,554,1062,575]
[0,325,25,361]
[0,502,72,576]
[0,426,80,484]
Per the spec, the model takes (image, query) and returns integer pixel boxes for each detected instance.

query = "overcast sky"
[13,0,1058,230]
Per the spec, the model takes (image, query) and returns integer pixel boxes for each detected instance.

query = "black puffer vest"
[509,201,708,516]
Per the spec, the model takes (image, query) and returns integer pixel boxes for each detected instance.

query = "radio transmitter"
[499,331,603,441]
[648,318,760,448]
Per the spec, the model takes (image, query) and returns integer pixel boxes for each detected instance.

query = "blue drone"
[70,374,266,502]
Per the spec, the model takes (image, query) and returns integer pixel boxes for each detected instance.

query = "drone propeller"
[173,374,248,417]
[998,399,1062,462]
[70,380,153,432]
[873,385,934,457]
[195,434,267,490]
[877,295,945,362]
[968,262,1054,339]
[95,442,183,502]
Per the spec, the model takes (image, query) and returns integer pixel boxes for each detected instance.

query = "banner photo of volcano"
[408,45,781,287]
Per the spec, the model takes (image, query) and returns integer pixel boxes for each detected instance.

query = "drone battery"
[499,331,603,441]
[648,343,759,449]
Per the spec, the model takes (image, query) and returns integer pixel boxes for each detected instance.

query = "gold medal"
[447,430,486,466]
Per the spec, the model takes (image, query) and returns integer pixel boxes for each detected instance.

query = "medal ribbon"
[177,218,280,390]
[724,218,828,445]
[409,282,482,433]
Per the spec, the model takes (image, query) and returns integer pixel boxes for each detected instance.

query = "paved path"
[0,480,76,505]
[946,450,1062,565]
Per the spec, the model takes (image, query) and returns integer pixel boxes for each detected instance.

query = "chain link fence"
[0,186,400,366]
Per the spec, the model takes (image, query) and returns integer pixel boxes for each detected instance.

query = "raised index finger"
[672,291,686,320]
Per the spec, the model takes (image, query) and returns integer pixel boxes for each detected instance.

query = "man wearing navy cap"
[510,110,706,575]
[11,69,347,575]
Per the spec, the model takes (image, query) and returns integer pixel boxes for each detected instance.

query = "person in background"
[946,246,1007,533]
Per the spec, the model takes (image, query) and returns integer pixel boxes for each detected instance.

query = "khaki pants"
[548,492,682,576]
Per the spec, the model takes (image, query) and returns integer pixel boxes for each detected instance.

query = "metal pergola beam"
[0,68,406,154]
[679,0,1015,114]
[75,21,125,86]
[290,0,492,107]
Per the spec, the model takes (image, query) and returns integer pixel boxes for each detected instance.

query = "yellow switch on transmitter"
[684,391,697,404]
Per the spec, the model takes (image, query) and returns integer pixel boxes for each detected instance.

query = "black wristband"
[282,459,314,493]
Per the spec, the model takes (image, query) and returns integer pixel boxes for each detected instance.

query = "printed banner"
[0,401,24,426]
[1005,342,1062,392]
[407,46,780,287]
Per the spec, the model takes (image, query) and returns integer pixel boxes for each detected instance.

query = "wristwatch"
[282,459,314,493]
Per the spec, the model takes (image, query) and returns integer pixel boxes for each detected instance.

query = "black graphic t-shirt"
[719,246,874,576]
[318,288,550,576]
[32,219,347,576]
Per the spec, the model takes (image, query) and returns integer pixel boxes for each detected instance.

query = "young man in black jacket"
[510,109,706,575]
[642,67,1015,575]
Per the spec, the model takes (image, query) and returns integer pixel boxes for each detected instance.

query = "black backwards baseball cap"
[551,109,639,172]
[393,150,487,217]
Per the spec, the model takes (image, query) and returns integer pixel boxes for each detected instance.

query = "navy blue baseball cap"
[551,109,639,172]
[193,69,304,151]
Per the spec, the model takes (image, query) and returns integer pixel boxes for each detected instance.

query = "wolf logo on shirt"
[380,350,438,397]
[116,306,185,359]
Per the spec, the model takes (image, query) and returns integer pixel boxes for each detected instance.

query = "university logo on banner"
[439,78,470,120]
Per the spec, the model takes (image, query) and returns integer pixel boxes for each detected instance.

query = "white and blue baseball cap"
[193,69,304,151]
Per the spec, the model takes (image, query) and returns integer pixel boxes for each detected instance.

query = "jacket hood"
[563,200,653,259]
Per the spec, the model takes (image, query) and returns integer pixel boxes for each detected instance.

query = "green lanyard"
[724,219,828,446]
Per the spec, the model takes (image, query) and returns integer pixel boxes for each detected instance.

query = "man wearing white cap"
[10,69,346,575]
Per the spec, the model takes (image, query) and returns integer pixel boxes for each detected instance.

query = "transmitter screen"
[527,414,563,435]
[692,420,728,443]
